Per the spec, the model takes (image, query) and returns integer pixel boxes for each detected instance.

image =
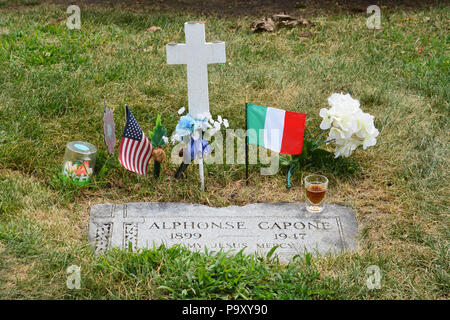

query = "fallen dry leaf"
[250,18,276,32]
[272,13,295,22]
[146,26,162,32]
[274,13,314,26]
[297,17,314,26]
[281,20,299,28]
[251,14,314,32]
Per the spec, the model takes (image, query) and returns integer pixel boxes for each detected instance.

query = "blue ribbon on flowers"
[187,137,211,161]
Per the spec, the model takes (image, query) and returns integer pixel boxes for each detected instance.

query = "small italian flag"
[246,104,307,155]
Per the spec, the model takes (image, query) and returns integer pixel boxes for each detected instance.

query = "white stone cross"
[166,21,226,118]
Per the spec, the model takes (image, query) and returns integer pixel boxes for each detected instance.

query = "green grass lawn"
[0,1,448,299]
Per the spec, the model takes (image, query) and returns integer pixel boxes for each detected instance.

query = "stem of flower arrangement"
[304,127,320,140]
[311,139,335,151]
[287,160,299,189]
[312,130,327,146]
[311,127,326,140]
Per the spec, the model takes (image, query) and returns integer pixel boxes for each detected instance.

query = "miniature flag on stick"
[246,104,307,154]
[119,105,153,176]
[245,103,307,184]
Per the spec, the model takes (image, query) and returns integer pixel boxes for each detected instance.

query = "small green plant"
[148,115,168,178]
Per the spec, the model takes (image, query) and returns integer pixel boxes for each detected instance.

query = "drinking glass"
[304,174,328,213]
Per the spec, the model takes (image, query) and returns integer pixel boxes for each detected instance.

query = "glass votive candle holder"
[62,141,97,185]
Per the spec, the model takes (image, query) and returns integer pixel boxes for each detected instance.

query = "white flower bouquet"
[281,93,379,187]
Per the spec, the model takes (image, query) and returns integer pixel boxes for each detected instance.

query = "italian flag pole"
[245,103,307,184]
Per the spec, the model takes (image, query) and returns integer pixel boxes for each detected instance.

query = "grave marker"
[88,202,358,263]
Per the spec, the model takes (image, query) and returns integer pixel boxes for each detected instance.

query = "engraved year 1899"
[170,233,202,240]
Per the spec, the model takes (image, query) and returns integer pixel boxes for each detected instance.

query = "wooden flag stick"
[199,156,205,191]
[175,162,189,178]
[196,131,205,191]
[175,135,191,179]
[123,104,128,184]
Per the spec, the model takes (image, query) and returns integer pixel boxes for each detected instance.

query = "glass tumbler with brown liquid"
[304,174,328,213]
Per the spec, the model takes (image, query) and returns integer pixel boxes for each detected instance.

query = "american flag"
[119,106,153,175]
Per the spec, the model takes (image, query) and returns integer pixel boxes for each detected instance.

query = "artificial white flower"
[197,112,212,121]
[327,92,360,110]
[171,133,181,144]
[319,93,362,137]
[333,137,360,158]
[355,112,379,150]
[192,130,201,140]
[328,127,348,140]
[320,93,379,158]
[162,136,169,144]
[193,120,203,132]
[205,120,222,137]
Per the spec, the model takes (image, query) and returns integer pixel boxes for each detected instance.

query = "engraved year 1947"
[274,233,306,240]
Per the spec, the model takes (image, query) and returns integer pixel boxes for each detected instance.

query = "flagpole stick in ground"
[199,156,205,191]
[123,104,128,184]
[175,135,191,179]
[175,161,189,178]
[198,131,205,191]
[245,102,249,186]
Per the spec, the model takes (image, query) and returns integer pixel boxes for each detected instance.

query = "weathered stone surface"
[88,202,358,263]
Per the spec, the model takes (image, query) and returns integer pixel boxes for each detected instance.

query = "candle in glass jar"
[62,141,97,185]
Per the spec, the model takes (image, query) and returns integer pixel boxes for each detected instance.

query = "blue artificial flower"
[175,113,194,136]
[193,117,208,132]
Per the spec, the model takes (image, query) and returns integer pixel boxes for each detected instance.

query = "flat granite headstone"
[88,202,358,263]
